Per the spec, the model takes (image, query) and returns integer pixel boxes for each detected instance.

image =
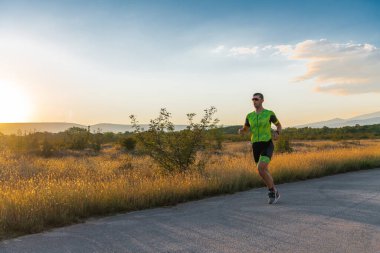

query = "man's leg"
[257,158,275,190]
[257,155,280,204]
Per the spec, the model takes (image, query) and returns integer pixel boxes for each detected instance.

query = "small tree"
[64,127,89,150]
[208,127,224,152]
[130,106,219,173]
[90,132,103,152]
[120,137,137,151]
[40,138,54,157]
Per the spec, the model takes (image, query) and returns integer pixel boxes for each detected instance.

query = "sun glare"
[0,82,31,123]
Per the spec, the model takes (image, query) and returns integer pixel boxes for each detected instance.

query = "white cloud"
[261,45,273,51]
[273,44,293,56]
[290,39,380,95]
[211,45,258,56]
[211,45,225,53]
[229,46,258,56]
[211,39,380,95]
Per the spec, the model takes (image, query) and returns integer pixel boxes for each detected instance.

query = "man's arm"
[238,117,250,135]
[270,112,282,138]
[238,125,250,134]
[274,121,282,135]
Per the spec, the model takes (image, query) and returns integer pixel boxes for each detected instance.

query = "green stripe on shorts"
[259,155,271,163]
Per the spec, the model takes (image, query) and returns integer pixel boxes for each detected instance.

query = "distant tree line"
[220,124,380,141]
[0,127,136,157]
[1,122,378,159]
[282,124,380,140]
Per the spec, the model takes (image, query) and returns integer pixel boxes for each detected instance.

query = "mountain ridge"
[0,122,188,135]
[293,111,380,128]
[1,111,380,134]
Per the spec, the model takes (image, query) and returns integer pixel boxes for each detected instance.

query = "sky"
[0,0,379,127]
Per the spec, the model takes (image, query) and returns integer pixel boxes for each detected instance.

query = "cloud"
[211,45,225,53]
[273,44,293,57]
[211,39,380,95]
[211,45,258,56]
[290,39,380,95]
[229,46,258,56]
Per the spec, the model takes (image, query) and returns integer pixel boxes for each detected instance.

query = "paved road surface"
[2,169,380,253]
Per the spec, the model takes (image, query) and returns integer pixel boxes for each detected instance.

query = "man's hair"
[253,93,264,99]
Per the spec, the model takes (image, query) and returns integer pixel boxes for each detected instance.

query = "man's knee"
[257,156,270,168]
[257,162,269,176]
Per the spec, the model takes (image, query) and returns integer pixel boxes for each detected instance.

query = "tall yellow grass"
[1,140,380,240]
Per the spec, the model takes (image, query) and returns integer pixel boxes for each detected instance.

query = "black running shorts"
[252,140,274,164]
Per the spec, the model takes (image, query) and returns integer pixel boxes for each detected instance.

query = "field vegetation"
[1,109,379,240]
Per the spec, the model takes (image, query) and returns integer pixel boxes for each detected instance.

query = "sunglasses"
[252,98,260,101]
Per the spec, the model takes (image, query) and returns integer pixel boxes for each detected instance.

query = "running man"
[238,92,282,204]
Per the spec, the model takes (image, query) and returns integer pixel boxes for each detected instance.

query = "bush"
[130,106,219,173]
[103,132,116,143]
[63,127,90,150]
[208,127,224,152]
[40,138,54,157]
[120,137,137,151]
[90,133,103,152]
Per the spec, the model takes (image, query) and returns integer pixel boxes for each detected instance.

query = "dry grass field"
[1,139,380,240]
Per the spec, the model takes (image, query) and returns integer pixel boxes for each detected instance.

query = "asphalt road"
[2,168,380,253]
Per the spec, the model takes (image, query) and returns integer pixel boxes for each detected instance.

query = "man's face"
[252,96,263,108]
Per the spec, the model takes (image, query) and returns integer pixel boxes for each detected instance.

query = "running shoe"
[268,188,280,204]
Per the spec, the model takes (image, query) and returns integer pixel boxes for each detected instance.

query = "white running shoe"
[268,188,280,204]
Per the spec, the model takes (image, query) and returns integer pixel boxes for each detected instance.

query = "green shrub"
[40,138,54,157]
[90,133,103,152]
[63,127,89,150]
[130,107,219,173]
[120,137,137,151]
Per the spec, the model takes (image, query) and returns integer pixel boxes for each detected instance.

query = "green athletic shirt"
[245,109,280,143]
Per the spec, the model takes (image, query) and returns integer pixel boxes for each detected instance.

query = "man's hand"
[238,128,244,135]
[272,129,280,140]
[239,125,249,135]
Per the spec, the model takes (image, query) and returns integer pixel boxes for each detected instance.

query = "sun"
[0,82,32,123]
